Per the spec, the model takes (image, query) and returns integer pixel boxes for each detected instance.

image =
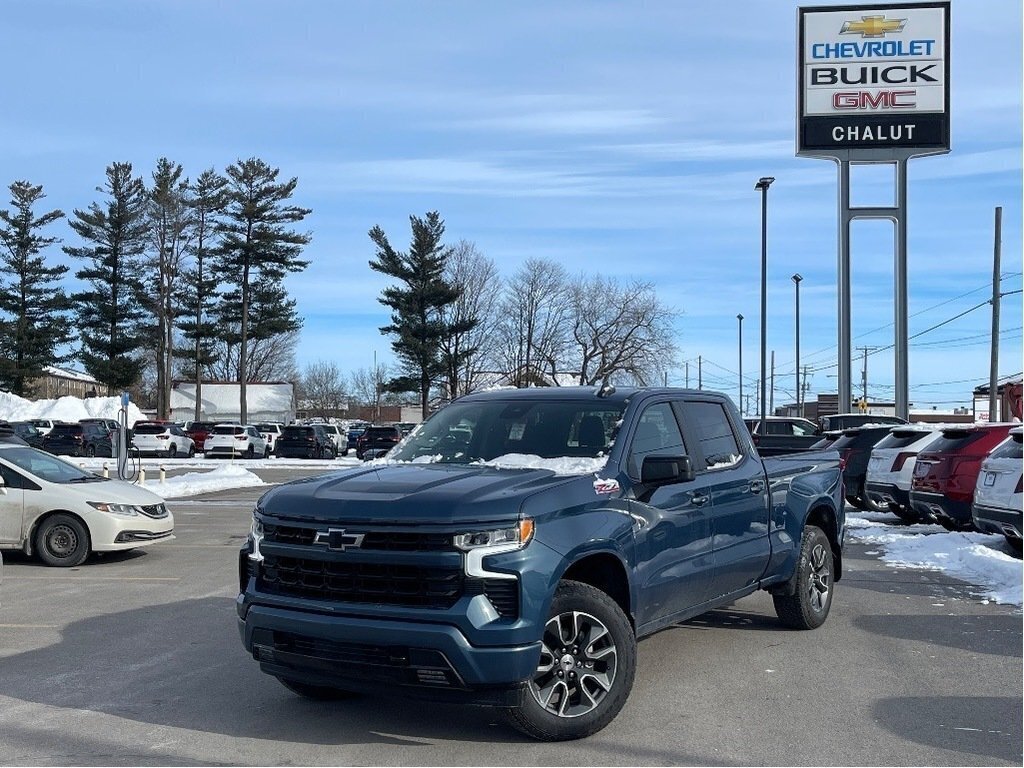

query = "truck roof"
[456,386,725,406]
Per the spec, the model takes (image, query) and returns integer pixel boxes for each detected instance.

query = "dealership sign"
[798,2,950,157]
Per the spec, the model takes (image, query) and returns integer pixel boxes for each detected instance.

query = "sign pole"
[894,158,910,420]
[837,159,853,414]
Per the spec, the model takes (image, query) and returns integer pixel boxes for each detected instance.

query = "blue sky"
[1,0,1020,411]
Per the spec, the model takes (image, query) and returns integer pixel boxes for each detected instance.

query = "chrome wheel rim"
[808,543,831,613]
[529,610,617,718]
[47,524,78,559]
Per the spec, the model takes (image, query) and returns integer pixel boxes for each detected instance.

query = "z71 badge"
[593,477,621,495]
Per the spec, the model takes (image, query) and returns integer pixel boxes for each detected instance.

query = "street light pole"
[737,313,744,414]
[792,273,803,415]
[755,176,774,433]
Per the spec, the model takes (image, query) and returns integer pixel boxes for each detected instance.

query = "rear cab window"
[677,400,743,470]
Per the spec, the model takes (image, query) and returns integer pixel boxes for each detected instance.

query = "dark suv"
[829,425,895,510]
[41,423,113,457]
[910,423,1014,530]
[9,421,44,448]
[275,425,335,459]
[356,425,402,459]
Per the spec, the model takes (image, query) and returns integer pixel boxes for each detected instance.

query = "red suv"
[909,423,1014,530]
[185,421,218,452]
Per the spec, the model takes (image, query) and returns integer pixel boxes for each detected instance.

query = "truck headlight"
[453,519,534,552]
[87,502,141,516]
[249,514,264,562]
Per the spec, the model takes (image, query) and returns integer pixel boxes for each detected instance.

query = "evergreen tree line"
[0,158,311,424]
[301,211,680,419]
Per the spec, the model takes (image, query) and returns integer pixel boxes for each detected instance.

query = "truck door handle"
[691,493,709,507]
[748,480,765,494]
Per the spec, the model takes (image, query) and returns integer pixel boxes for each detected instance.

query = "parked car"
[818,413,907,432]
[28,419,59,436]
[865,425,942,522]
[321,424,346,455]
[356,424,403,460]
[972,427,1023,554]
[743,416,821,456]
[204,424,269,459]
[394,421,417,436]
[255,423,285,455]
[275,425,335,459]
[910,423,1015,531]
[79,417,130,455]
[131,422,196,458]
[828,425,898,511]
[41,423,113,458]
[9,422,44,449]
[0,443,173,566]
[238,386,845,740]
[345,426,366,455]
[185,421,218,453]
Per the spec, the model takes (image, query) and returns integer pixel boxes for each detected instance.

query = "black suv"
[41,422,113,457]
[356,424,403,459]
[9,421,45,448]
[829,425,895,510]
[275,425,335,459]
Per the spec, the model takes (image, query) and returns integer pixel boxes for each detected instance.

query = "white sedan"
[0,443,174,566]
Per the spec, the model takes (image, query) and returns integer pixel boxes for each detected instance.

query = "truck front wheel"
[506,580,636,741]
[773,525,834,630]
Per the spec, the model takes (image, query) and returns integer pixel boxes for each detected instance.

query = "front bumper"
[237,602,539,704]
[972,503,1023,540]
[88,509,175,552]
[866,482,910,509]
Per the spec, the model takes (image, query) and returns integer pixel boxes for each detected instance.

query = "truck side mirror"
[641,455,696,486]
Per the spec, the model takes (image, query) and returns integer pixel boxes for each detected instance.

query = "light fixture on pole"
[792,273,803,414]
[754,176,774,430]
[737,313,744,415]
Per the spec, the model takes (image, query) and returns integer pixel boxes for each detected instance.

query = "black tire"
[773,525,834,630]
[505,580,636,741]
[85,444,96,458]
[188,445,196,458]
[35,513,91,567]
[276,677,358,701]
[246,445,254,459]
[168,445,177,459]
[1005,536,1023,558]
[263,446,270,459]
[889,504,920,525]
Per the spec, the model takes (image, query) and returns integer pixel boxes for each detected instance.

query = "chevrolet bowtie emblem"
[840,15,907,38]
[313,528,365,551]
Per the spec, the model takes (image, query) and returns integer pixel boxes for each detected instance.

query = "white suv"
[973,427,1023,553]
[204,424,269,459]
[866,425,942,522]
[322,424,346,455]
[0,443,174,566]
[131,422,196,458]
[256,423,284,455]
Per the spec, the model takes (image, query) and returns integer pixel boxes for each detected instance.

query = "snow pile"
[847,512,1023,606]
[476,453,608,476]
[0,390,146,424]
[141,464,266,499]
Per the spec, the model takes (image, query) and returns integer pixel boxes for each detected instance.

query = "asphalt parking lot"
[0,466,1020,767]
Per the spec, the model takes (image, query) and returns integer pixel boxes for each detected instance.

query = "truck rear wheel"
[506,580,636,741]
[773,525,833,630]
[276,677,358,701]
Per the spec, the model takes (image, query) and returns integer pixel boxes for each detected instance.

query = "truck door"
[0,461,26,545]
[627,401,714,625]
[676,400,771,599]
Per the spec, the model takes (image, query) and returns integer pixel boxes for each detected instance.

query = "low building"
[31,366,102,399]
[170,381,296,425]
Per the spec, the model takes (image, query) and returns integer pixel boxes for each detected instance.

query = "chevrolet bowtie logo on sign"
[840,15,907,38]
[313,528,365,551]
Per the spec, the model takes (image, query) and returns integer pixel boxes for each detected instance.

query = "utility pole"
[685,360,690,388]
[769,349,775,414]
[698,356,703,390]
[856,346,871,410]
[663,371,668,387]
[989,206,1002,422]
[801,365,810,416]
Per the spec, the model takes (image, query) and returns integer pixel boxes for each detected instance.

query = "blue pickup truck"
[237,386,844,740]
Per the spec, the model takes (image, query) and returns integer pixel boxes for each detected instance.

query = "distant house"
[31,366,101,399]
[170,381,296,425]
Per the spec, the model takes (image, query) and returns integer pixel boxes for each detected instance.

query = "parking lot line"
[0,624,60,629]
[5,576,181,582]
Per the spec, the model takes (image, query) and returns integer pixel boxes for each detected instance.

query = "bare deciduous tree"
[301,360,348,417]
[438,240,502,399]
[208,330,299,383]
[498,258,570,386]
[566,275,678,386]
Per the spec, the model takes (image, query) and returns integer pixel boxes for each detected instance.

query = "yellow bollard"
[139,468,146,486]
[159,465,166,483]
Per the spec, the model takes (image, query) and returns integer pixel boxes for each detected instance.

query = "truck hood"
[258,462,581,525]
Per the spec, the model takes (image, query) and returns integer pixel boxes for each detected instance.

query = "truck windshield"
[388,399,626,464]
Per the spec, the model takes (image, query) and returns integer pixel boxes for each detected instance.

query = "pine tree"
[213,158,311,423]
[177,168,227,421]
[369,211,473,418]
[0,181,71,395]
[146,158,192,418]
[64,162,150,393]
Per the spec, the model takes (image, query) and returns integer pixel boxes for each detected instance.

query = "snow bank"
[141,464,266,499]
[847,512,1023,606]
[476,453,608,476]
[0,390,146,424]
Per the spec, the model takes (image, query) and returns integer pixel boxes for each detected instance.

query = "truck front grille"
[258,554,463,608]
[262,523,455,552]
